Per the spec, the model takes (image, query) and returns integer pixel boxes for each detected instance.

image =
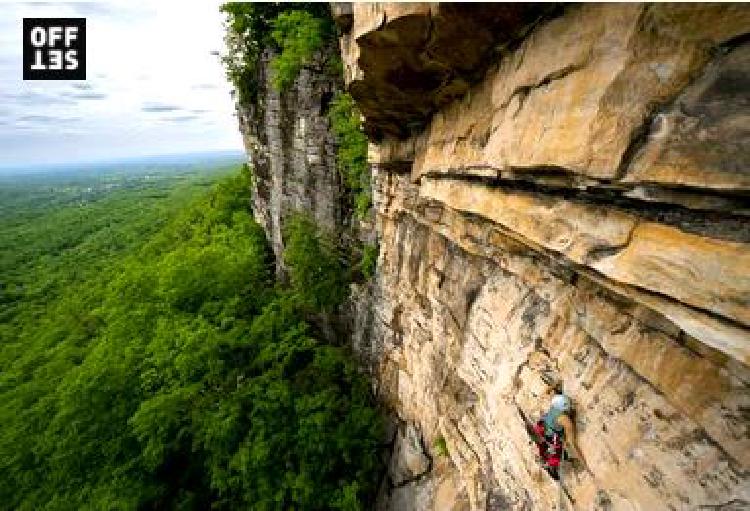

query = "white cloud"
[0,1,243,167]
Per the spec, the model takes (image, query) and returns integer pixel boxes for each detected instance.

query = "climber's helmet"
[550,394,571,413]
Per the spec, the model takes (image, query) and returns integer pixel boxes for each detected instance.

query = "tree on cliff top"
[270,10,334,90]
[220,2,333,102]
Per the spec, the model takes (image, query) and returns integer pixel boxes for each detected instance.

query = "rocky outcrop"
[339,3,750,510]
[232,3,750,509]
[364,170,749,510]
[238,44,344,276]
[365,4,750,186]
[336,3,553,139]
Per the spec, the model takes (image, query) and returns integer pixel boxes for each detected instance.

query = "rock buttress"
[237,42,344,277]
[339,3,750,510]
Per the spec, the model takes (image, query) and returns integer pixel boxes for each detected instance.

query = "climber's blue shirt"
[543,398,567,436]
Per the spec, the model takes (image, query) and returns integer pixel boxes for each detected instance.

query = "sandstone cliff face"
[238,44,344,277]
[339,4,750,510]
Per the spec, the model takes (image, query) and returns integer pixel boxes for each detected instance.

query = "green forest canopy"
[0,165,383,510]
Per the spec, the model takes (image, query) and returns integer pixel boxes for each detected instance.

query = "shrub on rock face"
[433,436,449,457]
[360,242,378,280]
[328,92,371,219]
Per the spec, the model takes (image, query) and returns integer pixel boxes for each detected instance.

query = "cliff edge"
[234,3,750,509]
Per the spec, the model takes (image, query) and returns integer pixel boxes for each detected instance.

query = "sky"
[0,1,244,168]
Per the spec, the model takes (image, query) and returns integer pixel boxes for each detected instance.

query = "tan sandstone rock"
[366,4,750,190]
[421,177,750,332]
[236,3,750,509]
[364,173,750,510]
[624,43,750,191]
[334,3,750,510]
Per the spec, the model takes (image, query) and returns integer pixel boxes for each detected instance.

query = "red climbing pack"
[531,419,565,479]
[517,404,576,507]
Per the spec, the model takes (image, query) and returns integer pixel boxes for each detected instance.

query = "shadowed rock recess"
[238,3,750,510]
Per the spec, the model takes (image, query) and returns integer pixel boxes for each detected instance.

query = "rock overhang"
[335,2,557,139]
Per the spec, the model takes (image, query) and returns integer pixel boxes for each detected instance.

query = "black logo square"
[23,18,86,80]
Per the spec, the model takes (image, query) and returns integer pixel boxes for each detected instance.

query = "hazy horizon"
[0,148,246,176]
[1,2,244,169]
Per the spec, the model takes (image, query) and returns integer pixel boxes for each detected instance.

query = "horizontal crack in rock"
[419,171,750,244]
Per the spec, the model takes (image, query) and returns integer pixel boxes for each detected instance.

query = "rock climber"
[531,392,589,480]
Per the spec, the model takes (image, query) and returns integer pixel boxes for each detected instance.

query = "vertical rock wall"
[339,4,750,510]
[233,3,750,509]
[238,44,344,276]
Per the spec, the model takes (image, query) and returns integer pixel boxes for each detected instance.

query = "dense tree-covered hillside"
[0,165,383,510]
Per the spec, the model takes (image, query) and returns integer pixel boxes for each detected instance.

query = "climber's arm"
[557,414,588,470]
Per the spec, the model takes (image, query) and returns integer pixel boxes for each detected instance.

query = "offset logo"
[23,18,86,80]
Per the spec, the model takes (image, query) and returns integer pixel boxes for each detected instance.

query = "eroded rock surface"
[625,42,750,191]
[340,3,750,510]
[388,422,431,487]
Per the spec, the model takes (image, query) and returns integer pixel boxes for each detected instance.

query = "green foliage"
[326,53,344,76]
[355,191,372,220]
[220,2,286,105]
[433,436,449,457]
[328,92,371,219]
[283,213,348,312]
[220,3,332,103]
[360,242,378,280]
[270,10,332,91]
[0,164,383,510]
